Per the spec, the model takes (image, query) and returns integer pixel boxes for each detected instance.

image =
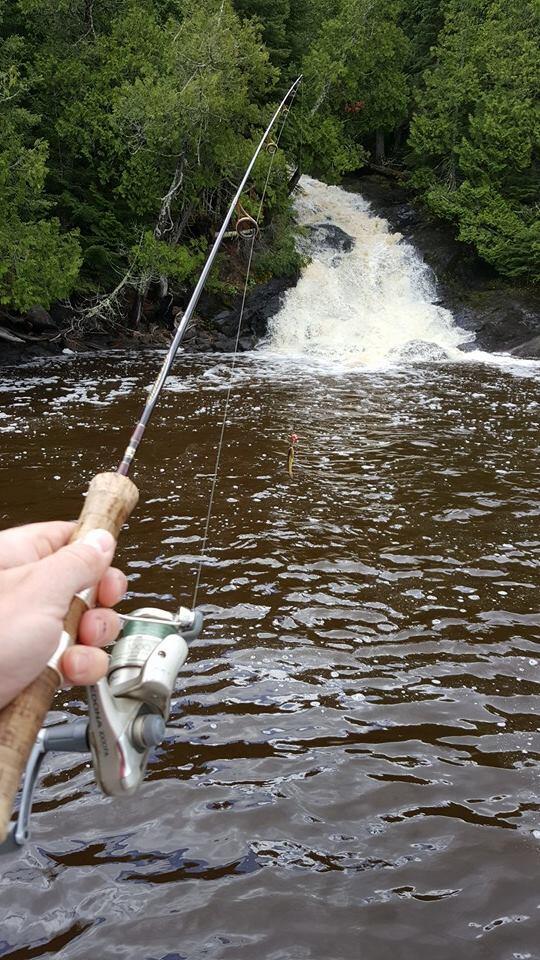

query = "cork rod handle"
[0,472,139,842]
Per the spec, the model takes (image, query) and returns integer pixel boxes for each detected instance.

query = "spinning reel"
[0,606,203,852]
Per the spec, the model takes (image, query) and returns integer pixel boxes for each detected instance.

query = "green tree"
[401,0,446,76]
[4,0,292,313]
[298,0,410,178]
[233,0,292,66]
[4,0,535,317]
[409,0,540,280]
[0,33,81,310]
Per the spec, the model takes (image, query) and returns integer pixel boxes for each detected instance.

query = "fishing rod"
[0,75,302,850]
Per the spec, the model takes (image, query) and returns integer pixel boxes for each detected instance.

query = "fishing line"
[190,91,299,609]
[299,77,305,185]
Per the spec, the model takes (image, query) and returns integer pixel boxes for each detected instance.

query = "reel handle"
[0,471,139,842]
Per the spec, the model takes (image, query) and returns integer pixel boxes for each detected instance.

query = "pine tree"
[298,0,410,178]
[409,0,540,280]
[233,0,292,66]
[0,25,81,310]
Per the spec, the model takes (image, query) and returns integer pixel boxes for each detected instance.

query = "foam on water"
[1,349,540,956]
[264,177,470,367]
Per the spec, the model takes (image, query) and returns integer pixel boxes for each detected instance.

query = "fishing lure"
[287,433,300,477]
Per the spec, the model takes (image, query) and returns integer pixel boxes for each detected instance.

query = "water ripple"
[0,352,539,958]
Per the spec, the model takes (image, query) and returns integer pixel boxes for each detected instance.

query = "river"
[0,179,539,959]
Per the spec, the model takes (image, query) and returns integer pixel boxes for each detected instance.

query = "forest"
[0,0,538,320]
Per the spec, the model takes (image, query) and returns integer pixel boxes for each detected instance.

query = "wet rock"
[213,333,235,352]
[212,310,237,337]
[183,329,213,353]
[509,334,540,359]
[308,223,355,254]
[199,271,300,353]
[453,289,540,352]
[347,172,540,355]
[390,340,453,362]
[197,289,229,319]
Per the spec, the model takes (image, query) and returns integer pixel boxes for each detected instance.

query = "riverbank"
[0,270,300,368]
[348,173,540,358]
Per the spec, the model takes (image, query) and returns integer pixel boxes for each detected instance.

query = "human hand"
[0,521,128,709]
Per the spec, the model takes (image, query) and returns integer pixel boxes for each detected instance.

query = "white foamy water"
[265,177,471,366]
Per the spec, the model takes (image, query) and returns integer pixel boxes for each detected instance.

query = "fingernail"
[113,569,128,593]
[69,647,90,679]
[82,528,115,553]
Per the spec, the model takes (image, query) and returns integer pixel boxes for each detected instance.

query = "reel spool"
[89,606,203,796]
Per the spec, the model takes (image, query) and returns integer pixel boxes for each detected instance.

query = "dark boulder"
[183,328,214,353]
[509,334,540,359]
[307,222,355,254]
[347,172,540,355]
[213,333,235,352]
[198,271,300,353]
[25,305,56,331]
[212,310,237,337]
[239,335,256,351]
[453,289,540,353]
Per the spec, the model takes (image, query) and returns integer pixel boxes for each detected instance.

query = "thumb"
[29,528,116,609]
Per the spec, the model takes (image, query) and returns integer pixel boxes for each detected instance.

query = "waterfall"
[264,176,471,366]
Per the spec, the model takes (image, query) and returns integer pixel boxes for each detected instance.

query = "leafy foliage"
[298,0,410,178]
[233,0,292,65]
[409,0,540,280]
[0,37,82,309]
[0,0,285,312]
[0,0,538,314]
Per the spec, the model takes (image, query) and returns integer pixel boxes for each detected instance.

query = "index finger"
[0,521,76,569]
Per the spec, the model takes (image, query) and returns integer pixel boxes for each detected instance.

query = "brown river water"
[0,347,539,960]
